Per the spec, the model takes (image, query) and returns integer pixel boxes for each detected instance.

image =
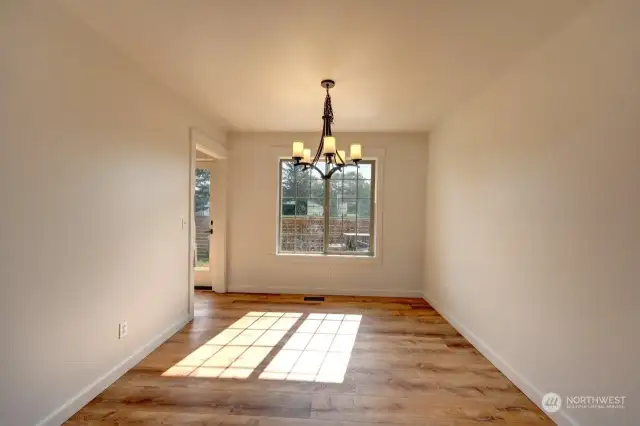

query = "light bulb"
[292,141,304,158]
[323,136,336,155]
[350,143,362,161]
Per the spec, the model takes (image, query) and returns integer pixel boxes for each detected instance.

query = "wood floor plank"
[118,371,358,395]
[311,393,549,424]
[64,291,552,426]
[92,387,313,419]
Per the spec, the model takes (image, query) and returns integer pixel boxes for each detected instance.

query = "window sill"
[272,252,382,265]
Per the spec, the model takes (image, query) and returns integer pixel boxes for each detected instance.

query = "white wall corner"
[422,293,580,426]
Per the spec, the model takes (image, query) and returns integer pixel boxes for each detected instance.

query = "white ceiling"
[59,0,588,132]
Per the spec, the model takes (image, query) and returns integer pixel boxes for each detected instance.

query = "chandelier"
[291,79,363,179]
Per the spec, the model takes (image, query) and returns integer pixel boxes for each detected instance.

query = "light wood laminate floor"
[65,291,553,425]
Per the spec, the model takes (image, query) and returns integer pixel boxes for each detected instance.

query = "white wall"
[424,1,640,425]
[227,132,427,297]
[0,1,225,425]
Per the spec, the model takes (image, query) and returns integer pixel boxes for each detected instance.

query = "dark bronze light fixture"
[291,80,363,180]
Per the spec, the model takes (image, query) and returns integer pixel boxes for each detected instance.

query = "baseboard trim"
[37,314,193,426]
[229,285,424,298]
[423,293,579,426]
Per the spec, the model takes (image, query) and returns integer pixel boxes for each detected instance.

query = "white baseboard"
[37,314,193,426]
[423,293,579,426]
[229,285,424,298]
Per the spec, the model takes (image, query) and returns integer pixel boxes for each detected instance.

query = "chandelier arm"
[308,163,327,179]
[324,165,342,180]
[325,163,358,180]
[312,119,325,166]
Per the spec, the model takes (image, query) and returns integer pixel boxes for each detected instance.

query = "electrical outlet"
[118,321,128,339]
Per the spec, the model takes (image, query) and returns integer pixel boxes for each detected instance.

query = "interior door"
[194,161,213,287]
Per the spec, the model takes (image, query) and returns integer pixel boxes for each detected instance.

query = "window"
[278,159,375,256]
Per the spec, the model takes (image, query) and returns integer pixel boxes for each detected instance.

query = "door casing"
[188,129,227,317]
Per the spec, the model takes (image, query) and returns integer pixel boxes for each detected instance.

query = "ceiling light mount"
[320,79,335,90]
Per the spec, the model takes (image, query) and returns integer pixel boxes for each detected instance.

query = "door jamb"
[188,128,227,318]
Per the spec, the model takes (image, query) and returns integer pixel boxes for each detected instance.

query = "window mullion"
[323,176,330,254]
[355,166,359,247]
[369,160,375,256]
[293,164,298,253]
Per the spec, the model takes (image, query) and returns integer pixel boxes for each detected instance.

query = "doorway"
[188,129,227,317]
[194,156,213,287]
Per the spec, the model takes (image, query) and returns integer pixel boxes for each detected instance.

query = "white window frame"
[277,159,377,257]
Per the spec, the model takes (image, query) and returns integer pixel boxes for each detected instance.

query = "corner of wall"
[423,293,579,426]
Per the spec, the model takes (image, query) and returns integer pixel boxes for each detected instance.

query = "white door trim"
[209,160,228,294]
[188,138,195,317]
[188,128,227,317]
[191,127,227,159]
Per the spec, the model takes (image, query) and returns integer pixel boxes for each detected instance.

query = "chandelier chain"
[313,91,334,165]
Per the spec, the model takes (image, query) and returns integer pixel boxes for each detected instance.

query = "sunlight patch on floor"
[162,311,301,378]
[259,313,362,383]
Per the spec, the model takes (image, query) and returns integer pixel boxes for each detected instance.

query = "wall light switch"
[118,321,128,339]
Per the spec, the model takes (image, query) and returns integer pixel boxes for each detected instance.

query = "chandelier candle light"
[291,80,363,179]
